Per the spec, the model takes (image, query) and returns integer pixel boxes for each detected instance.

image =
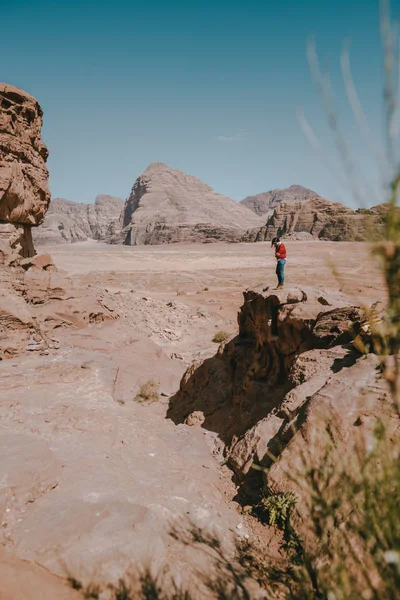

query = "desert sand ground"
[0,240,386,598]
[46,239,386,318]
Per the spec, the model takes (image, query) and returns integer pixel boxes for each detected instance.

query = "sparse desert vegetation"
[212,330,229,343]
[134,380,159,404]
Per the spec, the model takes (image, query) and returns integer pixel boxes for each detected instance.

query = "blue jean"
[276,259,286,285]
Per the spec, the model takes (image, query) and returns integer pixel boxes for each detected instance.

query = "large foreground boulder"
[0,83,50,263]
[168,286,386,482]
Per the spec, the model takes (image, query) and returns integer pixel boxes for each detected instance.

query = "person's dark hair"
[271,236,280,247]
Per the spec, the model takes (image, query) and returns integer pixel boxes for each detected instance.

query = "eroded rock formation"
[108,162,265,245]
[111,167,389,245]
[168,286,390,492]
[243,197,388,242]
[240,184,320,217]
[0,83,50,263]
[0,255,113,360]
[33,195,124,245]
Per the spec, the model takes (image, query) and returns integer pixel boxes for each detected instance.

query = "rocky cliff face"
[33,195,123,245]
[265,197,355,240]
[168,286,390,493]
[113,168,388,245]
[240,184,320,217]
[109,163,265,245]
[0,83,50,263]
[243,197,388,242]
[87,194,124,240]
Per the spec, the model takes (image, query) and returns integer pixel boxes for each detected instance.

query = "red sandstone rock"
[0,83,50,263]
[20,253,55,271]
[167,285,376,479]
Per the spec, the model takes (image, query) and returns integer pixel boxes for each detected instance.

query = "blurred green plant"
[260,417,400,600]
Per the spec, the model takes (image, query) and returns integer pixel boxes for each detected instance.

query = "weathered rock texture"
[0,83,50,263]
[242,192,388,242]
[0,258,248,598]
[0,254,114,361]
[113,168,389,245]
[33,195,123,245]
[109,163,265,245]
[261,197,355,241]
[240,184,320,217]
[168,286,390,489]
[0,547,80,600]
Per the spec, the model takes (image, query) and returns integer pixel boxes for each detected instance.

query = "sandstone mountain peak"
[288,183,318,192]
[144,161,173,172]
[111,163,265,245]
[140,162,214,193]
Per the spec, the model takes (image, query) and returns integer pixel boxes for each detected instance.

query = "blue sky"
[1,0,397,206]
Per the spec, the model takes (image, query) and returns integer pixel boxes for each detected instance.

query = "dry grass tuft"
[134,380,159,404]
[212,331,229,344]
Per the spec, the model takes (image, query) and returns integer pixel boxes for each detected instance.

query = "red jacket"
[275,243,287,260]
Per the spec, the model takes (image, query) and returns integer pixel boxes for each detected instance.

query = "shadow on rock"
[167,286,367,479]
[330,346,360,373]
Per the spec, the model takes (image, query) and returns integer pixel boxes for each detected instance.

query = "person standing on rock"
[271,237,287,289]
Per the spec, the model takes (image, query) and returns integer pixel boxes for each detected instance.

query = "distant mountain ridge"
[239,184,393,241]
[33,195,123,245]
[240,184,321,216]
[34,168,391,246]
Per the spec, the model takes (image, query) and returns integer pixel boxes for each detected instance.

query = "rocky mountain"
[108,162,265,245]
[243,195,388,242]
[240,184,320,217]
[33,195,123,245]
[112,169,388,245]
[0,83,50,264]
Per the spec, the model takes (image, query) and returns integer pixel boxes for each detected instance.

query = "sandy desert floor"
[0,240,387,598]
[44,239,386,321]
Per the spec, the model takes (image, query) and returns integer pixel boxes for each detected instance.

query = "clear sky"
[1,0,398,206]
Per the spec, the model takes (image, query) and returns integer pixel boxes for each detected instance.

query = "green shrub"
[253,492,302,559]
[255,493,297,529]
